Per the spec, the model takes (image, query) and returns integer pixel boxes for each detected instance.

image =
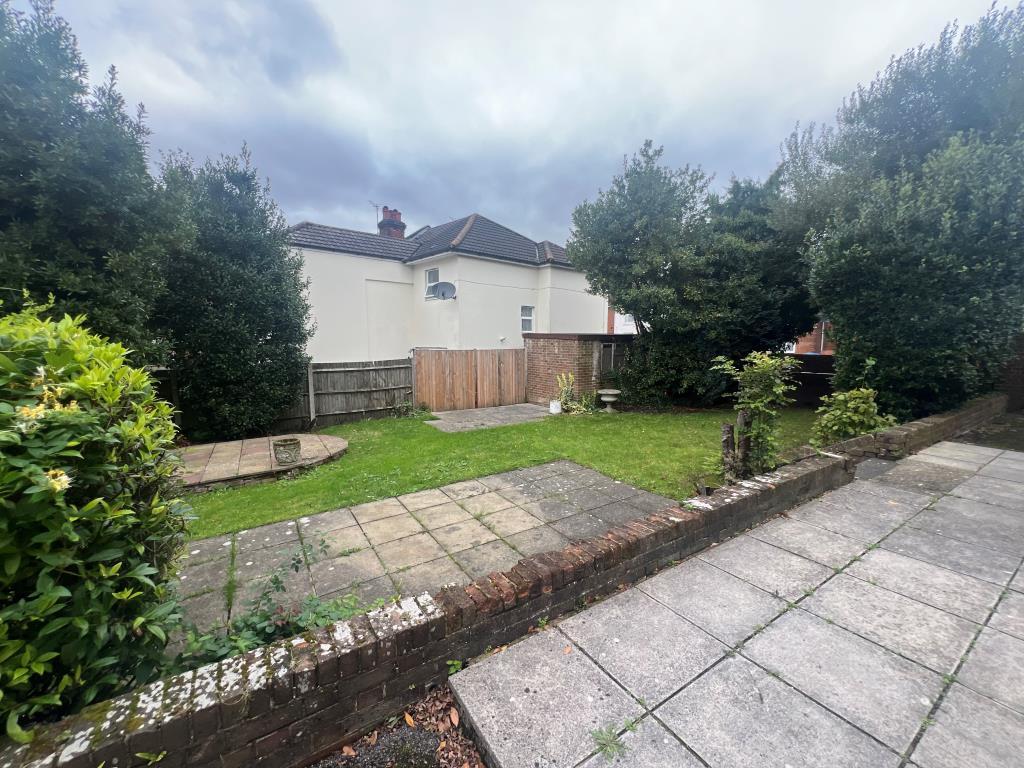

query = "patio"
[426,403,550,432]
[451,438,1024,768]
[177,433,348,491]
[174,460,677,630]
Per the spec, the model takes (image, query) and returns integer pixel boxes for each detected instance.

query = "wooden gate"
[413,349,527,411]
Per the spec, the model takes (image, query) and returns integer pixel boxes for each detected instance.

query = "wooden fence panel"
[414,348,526,411]
[271,359,412,432]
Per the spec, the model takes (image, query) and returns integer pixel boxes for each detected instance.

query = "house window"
[425,268,439,298]
[521,305,534,332]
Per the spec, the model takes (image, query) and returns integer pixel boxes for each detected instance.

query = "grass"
[186,407,816,539]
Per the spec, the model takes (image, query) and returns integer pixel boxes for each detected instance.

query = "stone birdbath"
[597,388,621,413]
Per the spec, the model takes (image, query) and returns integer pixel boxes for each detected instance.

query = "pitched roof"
[288,214,573,268]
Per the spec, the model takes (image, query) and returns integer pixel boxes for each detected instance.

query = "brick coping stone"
[0,393,1007,768]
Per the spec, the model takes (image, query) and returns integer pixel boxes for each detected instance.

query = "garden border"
[1,393,1007,768]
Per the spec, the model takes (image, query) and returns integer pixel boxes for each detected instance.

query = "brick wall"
[524,333,632,405]
[794,320,835,355]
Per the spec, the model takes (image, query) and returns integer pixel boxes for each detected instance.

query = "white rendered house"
[290,207,613,362]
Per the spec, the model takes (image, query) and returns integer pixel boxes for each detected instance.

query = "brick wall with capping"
[523,333,633,405]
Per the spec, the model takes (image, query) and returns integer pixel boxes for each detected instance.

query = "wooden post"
[721,422,736,482]
[306,362,316,428]
[736,409,751,477]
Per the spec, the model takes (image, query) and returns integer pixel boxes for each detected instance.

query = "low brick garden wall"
[827,392,1007,460]
[3,392,1008,768]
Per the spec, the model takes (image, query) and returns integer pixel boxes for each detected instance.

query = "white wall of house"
[300,246,609,362]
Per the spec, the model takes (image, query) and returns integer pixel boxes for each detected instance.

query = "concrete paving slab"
[590,501,647,526]
[552,512,611,541]
[852,479,936,510]
[874,458,974,494]
[179,591,228,630]
[312,525,368,558]
[375,532,447,570]
[234,519,300,552]
[351,498,407,524]
[481,507,544,537]
[391,557,469,595]
[743,609,942,752]
[881,526,1019,586]
[520,496,582,522]
[298,507,356,536]
[342,574,397,605]
[639,558,786,646]
[558,590,727,706]
[748,516,865,568]
[504,525,571,556]
[951,474,1024,511]
[625,490,678,513]
[458,491,516,517]
[988,590,1024,641]
[789,497,909,543]
[431,519,498,553]
[452,540,522,580]
[958,626,1024,713]
[845,548,1003,623]
[911,683,1024,768]
[979,459,1024,484]
[411,501,472,530]
[697,535,833,600]
[427,403,549,433]
[450,629,642,768]
[1012,568,1024,594]
[909,452,989,472]
[919,441,1002,461]
[179,534,234,566]
[175,555,231,599]
[309,549,385,596]
[854,457,896,480]
[496,484,548,505]
[909,495,1024,555]
[441,479,491,500]
[397,488,451,512]
[656,655,899,768]
[802,575,978,673]
[361,513,424,545]
[577,716,703,768]
[561,487,619,512]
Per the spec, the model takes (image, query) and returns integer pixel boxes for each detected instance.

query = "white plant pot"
[549,399,562,415]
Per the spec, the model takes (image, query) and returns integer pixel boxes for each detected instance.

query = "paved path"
[451,440,1024,768]
[178,433,348,490]
[427,403,550,432]
[175,461,676,631]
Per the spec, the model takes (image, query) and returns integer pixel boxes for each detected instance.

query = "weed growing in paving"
[590,724,627,759]
[446,659,464,675]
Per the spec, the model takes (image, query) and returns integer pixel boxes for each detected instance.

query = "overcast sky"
[46,0,995,243]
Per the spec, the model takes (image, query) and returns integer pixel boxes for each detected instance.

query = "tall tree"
[568,142,814,403]
[156,150,312,441]
[0,0,168,357]
[776,3,1024,417]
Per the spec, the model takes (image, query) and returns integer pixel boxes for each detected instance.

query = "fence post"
[307,362,316,427]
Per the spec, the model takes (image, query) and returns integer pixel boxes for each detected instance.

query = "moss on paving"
[187,408,816,540]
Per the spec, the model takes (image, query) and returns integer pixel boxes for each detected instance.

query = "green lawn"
[187,408,816,539]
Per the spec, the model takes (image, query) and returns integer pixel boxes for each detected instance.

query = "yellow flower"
[16,403,46,420]
[46,469,71,493]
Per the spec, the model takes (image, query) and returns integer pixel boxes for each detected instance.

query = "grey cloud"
[42,0,998,243]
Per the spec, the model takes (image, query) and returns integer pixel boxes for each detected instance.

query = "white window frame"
[521,305,534,332]
[424,268,439,298]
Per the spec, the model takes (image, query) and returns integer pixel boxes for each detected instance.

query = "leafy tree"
[808,134,1024,418]
[0,1,169,357]
[155,151,312,441]
[568,143,814,403]
[775,4,1024,417]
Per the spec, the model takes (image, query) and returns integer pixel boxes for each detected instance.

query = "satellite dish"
[431,281,457,300]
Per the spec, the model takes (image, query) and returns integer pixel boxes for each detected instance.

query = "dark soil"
[312,686,485,768]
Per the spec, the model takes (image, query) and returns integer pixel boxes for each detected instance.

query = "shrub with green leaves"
[811,388,896,448]
[0,309,188,740]
[714,352,801,476]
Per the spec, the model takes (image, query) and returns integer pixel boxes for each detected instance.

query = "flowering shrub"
[811,388,896,447]
[0,309,188,740]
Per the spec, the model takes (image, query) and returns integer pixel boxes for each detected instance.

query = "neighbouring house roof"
[288,214,574,268]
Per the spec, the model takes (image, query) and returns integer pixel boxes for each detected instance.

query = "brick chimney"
[377,206,406,239]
